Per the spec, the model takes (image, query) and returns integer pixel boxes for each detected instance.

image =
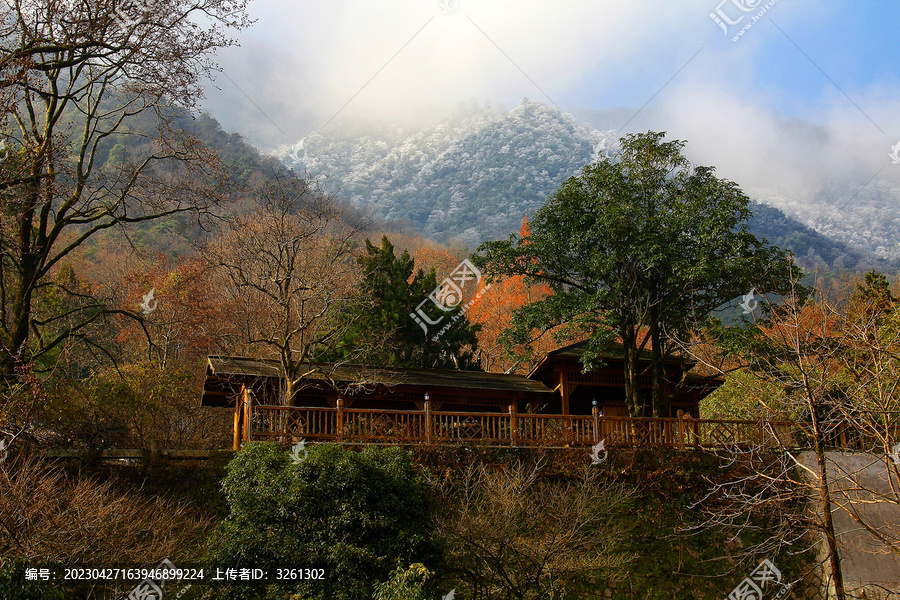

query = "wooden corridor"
[234,400,798,450]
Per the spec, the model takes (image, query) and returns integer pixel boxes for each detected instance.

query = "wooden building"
[201,341,722,418]
[528,341,722,418]
[201,356,557,413]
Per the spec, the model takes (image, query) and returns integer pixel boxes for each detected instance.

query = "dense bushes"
[206,443,440,600]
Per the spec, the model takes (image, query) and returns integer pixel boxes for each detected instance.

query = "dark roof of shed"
[202,356,555,407]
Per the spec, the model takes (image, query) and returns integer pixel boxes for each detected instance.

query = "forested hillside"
[82,99,887,273]
[754,179,900,262]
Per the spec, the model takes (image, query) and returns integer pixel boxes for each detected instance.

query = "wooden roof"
[527,340,723,392]
[528,340,699,377]
[202,356,555,407]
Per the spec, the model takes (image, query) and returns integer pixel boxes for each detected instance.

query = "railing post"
[425,401,432,444]
[336,398,344,442]
[243,387,251,443]
[592,406,600,444]
[677,410,685,452]
[509,404,518,446]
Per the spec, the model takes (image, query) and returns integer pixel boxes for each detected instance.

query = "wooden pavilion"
[201,356,557,413]
[201,341,741,449]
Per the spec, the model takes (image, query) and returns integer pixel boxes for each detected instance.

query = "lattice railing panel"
[343,410,427,443]
[252,406,335,441]
[246,406,798,450]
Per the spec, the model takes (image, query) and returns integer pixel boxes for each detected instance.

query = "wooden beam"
[243,386,251,443]
[560,369,570,415]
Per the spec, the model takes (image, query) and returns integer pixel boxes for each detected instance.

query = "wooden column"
[425,401,432,444]
[677,409,685,451]
[559,369,570,415]
[233,385,244,451]
[509,404,519,446]
[336,398,344,442]
[243,386,251,443]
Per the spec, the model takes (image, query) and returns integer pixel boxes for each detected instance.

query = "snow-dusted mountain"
[277,99,890,271]
[281,99,610,248]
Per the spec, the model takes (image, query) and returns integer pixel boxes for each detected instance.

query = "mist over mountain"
[276,99,891,271]
[283,99,609,248]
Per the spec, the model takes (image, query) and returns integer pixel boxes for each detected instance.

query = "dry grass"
[0,454,209,565]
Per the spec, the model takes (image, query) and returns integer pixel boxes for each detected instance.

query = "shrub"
[40,363,224,452]
[207,443,439,600]
[433,461,636,599]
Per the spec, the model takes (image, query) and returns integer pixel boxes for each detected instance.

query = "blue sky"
[200,0,900,196]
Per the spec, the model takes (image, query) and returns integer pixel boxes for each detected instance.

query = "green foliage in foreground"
[205,443,440,600]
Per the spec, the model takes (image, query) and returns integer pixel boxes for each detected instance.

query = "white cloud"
[201,0,900,204]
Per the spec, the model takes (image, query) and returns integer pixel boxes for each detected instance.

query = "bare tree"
[433,460,636,599]
[0,0,250,375]
[208,176,371,405]
[0,454,208,597]
[683,274,900,599]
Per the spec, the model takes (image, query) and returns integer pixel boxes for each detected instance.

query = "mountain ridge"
[279,100,888,272]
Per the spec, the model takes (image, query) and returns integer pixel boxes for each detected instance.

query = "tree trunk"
[621,327,642,417]
[807,390,847,600]
[648,305,666,417]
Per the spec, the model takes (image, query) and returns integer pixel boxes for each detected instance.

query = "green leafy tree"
[332,236,482,370]
[852,269,897,322]
[372,563,433,600]
[477,132,795,416]
[207,443,440,600]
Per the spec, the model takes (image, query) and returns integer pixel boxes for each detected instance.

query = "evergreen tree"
[333,236,482,370]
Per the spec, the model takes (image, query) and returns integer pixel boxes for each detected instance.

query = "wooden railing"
[242,401,798,450]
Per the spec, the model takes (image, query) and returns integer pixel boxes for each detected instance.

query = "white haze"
[200,0,900,213]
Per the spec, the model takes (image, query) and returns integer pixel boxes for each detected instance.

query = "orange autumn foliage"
[469,217,575,374]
